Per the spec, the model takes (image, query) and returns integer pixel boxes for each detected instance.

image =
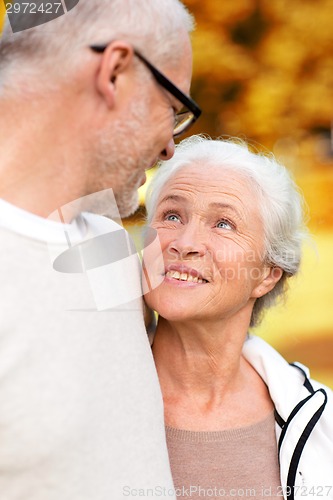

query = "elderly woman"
[143,136,333,500]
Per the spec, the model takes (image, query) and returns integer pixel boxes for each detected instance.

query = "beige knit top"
[166,412,282,499]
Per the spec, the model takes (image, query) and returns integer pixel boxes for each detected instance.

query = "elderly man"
[0,1,201,499]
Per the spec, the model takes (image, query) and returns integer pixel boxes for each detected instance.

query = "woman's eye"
[216,219,233,230]
[165,213,180,222]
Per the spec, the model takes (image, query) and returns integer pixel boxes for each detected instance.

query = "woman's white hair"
[0,0,194,86]
[146,135,308,327]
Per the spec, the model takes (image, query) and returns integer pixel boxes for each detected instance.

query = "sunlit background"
[137,0,333,389]
[1,0,332,387]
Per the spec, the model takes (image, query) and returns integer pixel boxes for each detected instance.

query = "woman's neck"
[152,317,273,431]
[153,316,247,402]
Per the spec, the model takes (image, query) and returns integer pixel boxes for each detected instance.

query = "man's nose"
[158,138,175,160]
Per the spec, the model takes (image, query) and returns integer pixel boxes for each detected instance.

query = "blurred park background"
[1,1,332,387]
[136,0,333,389]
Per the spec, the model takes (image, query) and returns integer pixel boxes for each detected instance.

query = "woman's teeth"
[165,271,206,283]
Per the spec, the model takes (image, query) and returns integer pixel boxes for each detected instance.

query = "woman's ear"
[252,266,284,299]
[95,41,134,108]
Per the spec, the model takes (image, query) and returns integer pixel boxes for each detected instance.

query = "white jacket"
[243,335,333,500]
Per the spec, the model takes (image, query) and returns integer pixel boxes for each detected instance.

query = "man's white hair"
[146,135,309,327]
[0,0,194,86]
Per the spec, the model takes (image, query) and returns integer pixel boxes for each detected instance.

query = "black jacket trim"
[274,409,285,429]
[278,364,319,451]
[277,393,313,452]
[289,363,315,394]
[275,364,314,435]
[286,389,328,500]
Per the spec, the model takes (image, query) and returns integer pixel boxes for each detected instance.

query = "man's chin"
[120,204,140,219]
[115,192,140,219]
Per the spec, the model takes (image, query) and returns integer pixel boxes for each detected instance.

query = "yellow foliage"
[0,1,7,33]
[182,0,333,383]
[182,0,333,232]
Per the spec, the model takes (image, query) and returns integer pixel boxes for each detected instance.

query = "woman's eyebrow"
[158,194,188,205]
[209,202,242,219]
[158,197,243,218]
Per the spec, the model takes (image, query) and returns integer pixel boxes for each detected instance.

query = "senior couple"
[0,1,332,499]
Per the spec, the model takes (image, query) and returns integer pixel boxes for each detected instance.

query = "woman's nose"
[158,138,175,161]
[168,225,207,259]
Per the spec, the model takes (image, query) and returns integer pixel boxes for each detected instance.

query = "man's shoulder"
[81,212,123,232]
[0,224,41,251]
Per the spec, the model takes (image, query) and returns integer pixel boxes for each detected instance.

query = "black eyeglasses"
[90,44,202,138]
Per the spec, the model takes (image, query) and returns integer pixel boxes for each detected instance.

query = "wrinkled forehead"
[157,163,261,203]
[151,163,267,235]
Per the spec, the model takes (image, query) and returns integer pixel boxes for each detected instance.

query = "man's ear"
[252,266,284,299]
[96,41,134,108]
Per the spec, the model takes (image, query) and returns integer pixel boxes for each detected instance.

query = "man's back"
[0,1,198,496]
[0,205,174,499]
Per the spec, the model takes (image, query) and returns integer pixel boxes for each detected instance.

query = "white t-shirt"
[0,198,175,500]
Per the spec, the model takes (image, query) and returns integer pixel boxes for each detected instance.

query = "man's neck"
[0,94,88,218]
